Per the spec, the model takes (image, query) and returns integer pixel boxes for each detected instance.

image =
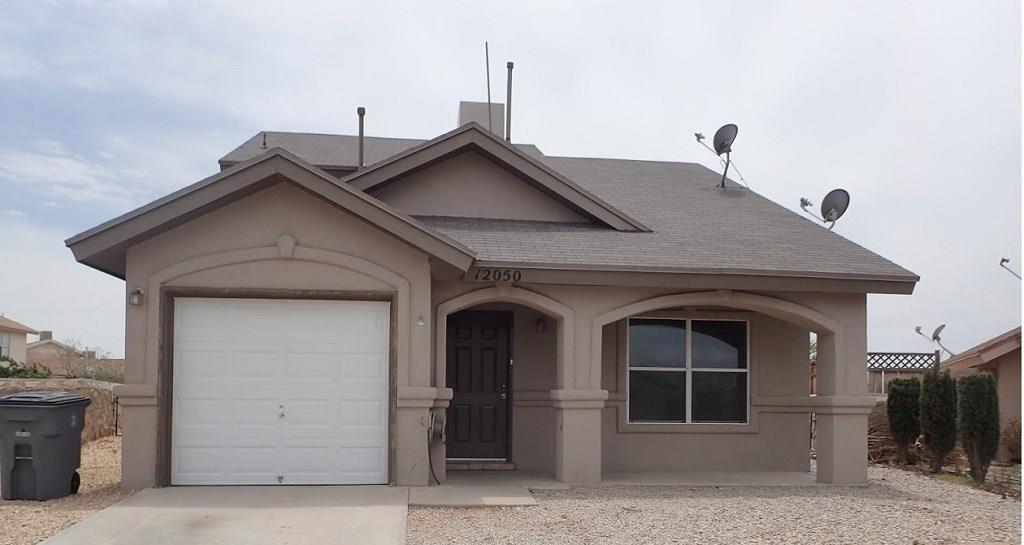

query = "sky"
[0,0,1020,358]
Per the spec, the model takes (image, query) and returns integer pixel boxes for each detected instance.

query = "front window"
[0,332,10,360]
[627,318,748,424]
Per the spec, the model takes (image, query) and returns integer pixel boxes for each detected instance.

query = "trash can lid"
[0,390,90,406]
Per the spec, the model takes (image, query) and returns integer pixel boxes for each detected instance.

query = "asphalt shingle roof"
[219,131,917,283]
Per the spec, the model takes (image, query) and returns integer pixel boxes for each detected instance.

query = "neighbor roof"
[941,326,1022,371]
[0,316,37,335]
[216,129,918,291]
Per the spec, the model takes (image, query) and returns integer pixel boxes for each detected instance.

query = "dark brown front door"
[445,311,511,460]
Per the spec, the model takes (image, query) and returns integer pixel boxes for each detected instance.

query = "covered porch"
[431,286,875,486]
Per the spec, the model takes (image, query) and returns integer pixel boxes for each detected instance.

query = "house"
[941,326,1021,460]
[0,315,37,364]
[66,102,918,489]
[26,331,126,380]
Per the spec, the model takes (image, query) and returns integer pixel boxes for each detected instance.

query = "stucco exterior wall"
[118,181,436,488]
[370,151,588,223]
[4,331,28,364]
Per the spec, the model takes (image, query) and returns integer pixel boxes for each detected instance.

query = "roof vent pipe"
[505,62,514,142]
[357,106,366,169]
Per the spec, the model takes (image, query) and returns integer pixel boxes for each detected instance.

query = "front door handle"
[499,393,508,400]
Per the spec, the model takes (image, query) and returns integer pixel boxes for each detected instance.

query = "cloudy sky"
[0,1,1019,358]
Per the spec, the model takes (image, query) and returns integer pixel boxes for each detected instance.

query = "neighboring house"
[66,102,918,490]
[942,326,1021,460]
[26,331,125,380]
[0,315,37,363]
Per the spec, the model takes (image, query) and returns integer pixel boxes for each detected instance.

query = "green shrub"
[0,356,52,379]
[1002,418,1021,463]
[957,374,1000,483]
[887,378,921,464]
[920,370,957,473]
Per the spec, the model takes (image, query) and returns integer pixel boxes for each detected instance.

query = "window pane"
[692,320,747,369]
[628,319,685,368]
[691,372,747,423]
[628,371,686,422]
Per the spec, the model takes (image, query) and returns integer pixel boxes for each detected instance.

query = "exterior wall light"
[535,317,546,334]
[416,316,426,327]
[128,288,145,306]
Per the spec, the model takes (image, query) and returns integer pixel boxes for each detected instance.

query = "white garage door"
[171,297,390,485]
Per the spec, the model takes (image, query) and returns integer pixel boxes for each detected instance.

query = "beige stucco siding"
[370,151,588,223]
[119,181,436,488]
[4,331,28,364]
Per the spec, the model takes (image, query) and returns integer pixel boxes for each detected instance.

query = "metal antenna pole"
[485,42,493,133]
[719,152,731,188]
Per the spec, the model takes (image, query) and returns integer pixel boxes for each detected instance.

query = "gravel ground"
[0,436,131,545]
[407,466,1021,545]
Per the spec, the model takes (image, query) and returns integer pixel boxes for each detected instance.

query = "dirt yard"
[0,436,130,545]
[407,466,1022,545]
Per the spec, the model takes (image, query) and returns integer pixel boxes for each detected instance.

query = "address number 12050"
[471,268,523,282]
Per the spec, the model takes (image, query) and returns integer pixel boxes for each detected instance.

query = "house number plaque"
[467,268,523,283]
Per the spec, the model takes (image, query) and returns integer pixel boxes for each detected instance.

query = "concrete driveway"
[39,486,409,545]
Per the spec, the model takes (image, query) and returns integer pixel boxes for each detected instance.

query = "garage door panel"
[172,297,390,485]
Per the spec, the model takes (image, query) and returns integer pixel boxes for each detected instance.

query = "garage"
[170,297,391,485]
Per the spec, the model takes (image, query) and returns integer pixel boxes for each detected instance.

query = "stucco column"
[550,389,607,483]
[395,386,450,486]
[814,326,874,484]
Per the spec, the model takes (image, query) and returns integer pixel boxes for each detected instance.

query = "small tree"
[887,378,921,464]
[920,369,957,473]
[957,374,1000,483]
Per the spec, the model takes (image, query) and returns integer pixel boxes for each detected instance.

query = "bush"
[0,357,52,379]
[887,378,921,464]
[957,374,1000,483]
[1002,418,1021,463]
[920,369,957,473]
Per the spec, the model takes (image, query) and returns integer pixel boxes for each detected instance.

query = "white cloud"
[0,218,124,357]
[0,143,146,207]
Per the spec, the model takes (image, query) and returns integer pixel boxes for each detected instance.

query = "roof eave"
[67,149,477,277]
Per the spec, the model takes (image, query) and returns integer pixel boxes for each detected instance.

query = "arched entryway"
[434,287,573,481]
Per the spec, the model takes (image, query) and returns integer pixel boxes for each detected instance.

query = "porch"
[430,286,875,486]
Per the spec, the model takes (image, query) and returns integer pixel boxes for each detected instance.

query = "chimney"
[39,331,52,341]
[458,101,504,137]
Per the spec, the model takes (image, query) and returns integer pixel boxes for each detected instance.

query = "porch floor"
[443,468,822,488]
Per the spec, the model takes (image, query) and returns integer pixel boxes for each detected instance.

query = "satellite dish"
[713,124,738,156]
[915,326,924,335]
[820,189,850,223]
[932,324,946,341]
[799,188,851,230]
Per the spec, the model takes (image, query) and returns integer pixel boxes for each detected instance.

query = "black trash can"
[0,391,91,500]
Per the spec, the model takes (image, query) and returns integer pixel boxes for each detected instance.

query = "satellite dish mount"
[799,189,850,230]
[695,123,745,188]
[712,124,738,188]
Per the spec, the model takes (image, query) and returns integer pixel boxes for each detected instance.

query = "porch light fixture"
[535,317,546,334]
[128,288,145,306]
[416,316,426,327]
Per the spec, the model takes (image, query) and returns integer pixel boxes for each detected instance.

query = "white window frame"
[626,317,750,425]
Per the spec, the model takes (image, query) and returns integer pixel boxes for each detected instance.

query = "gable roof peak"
[343,122,650,232]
